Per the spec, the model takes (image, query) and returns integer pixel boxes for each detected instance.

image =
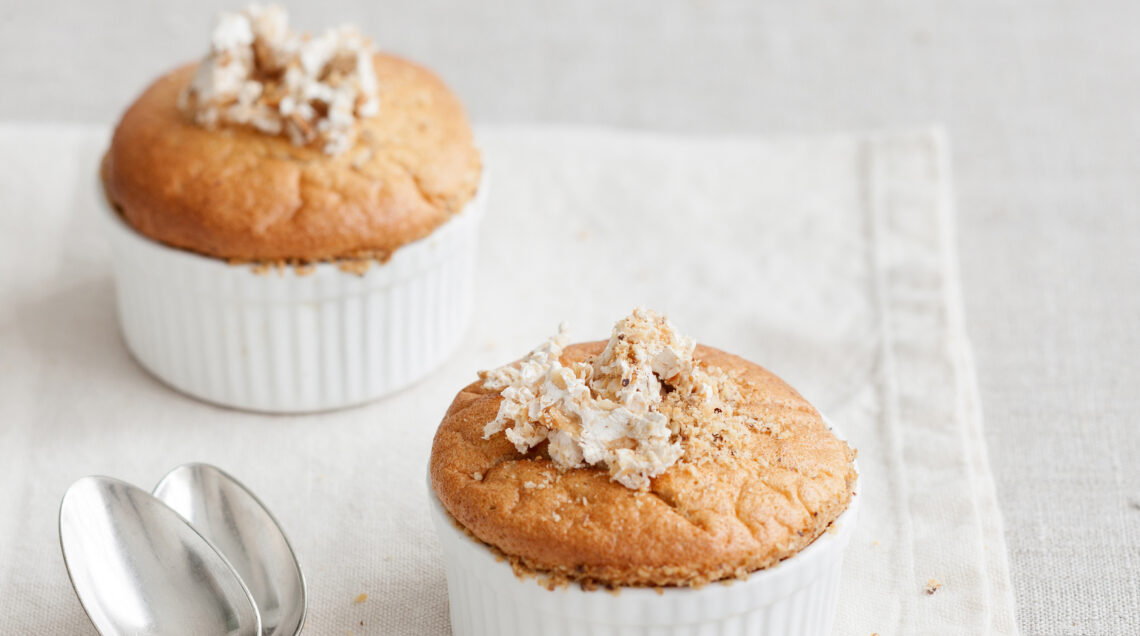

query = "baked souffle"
[102,4,481,265]
[430,309,858,588]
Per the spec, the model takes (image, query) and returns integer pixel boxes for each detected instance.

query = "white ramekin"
[429,424,859,636]
[101,179,485,413]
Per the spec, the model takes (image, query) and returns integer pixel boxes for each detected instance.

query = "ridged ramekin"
[429,423,858,636]
[100,179,485,413]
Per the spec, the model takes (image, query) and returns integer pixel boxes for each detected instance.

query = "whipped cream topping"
[480,309,716,490]
[180,4,380,155]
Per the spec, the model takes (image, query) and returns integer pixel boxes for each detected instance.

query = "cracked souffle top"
[430,309,858,588]
[102,5,481,264]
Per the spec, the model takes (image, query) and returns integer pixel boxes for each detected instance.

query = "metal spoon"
[153,464,307,636]
[59,476,262,636]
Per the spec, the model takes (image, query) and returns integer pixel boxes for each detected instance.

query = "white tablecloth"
[0,124,1016,634]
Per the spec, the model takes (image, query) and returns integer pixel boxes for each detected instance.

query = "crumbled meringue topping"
[480,308,721,490]
[179,4,380,155]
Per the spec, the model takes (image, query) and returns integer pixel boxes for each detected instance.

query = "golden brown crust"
[430,342,858,588]
[103,53,481,263]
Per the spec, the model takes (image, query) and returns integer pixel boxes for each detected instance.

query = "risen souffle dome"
[430,309,858,588]
[102,6,481,265]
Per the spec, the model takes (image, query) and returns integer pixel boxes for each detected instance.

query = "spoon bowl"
[154,464,307,636]
[59,476,262,636]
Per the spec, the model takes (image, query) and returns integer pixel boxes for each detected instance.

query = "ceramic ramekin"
[101,178,485,413]
[429,422,859,636]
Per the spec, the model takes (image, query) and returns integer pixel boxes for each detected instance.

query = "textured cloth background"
[0,124,1015,634]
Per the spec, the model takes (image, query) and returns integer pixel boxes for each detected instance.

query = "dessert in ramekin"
[429,309,859,635]
[100,5,483,412]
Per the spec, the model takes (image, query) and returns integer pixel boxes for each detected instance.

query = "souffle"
[430,309,858,588]
[102,4,481,265]
[98,5,485,412]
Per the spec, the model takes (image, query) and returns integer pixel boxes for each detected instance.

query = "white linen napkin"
[0,123,1016,635]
